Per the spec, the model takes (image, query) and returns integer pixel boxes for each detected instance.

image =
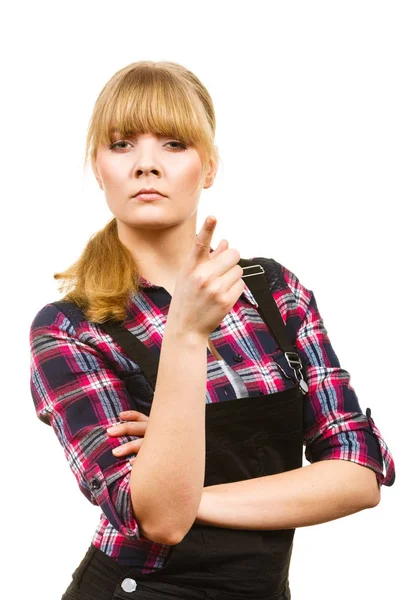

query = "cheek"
[96,156,126,189]
[174,156,203,191]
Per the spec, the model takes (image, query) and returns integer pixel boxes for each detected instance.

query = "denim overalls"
[59,258,309,600]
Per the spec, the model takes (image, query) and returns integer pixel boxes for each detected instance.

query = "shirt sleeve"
[281,264,396,488]
[29,303,149,539]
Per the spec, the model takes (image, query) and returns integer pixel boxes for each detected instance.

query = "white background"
[1,1,399,598]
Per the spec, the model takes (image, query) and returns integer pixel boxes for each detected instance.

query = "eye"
[165,141,187,150]
[108,139,187,151]
[109,141,132,150]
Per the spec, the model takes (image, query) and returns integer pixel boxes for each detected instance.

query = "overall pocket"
[201,526,295,580]
[253,429,304,476]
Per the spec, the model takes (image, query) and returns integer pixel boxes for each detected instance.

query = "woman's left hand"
[106,410,149,463]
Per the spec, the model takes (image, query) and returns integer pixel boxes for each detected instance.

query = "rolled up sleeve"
[29,303,147,538]
[282,267,396,488]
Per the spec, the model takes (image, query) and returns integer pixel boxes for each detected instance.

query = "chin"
[121,216,176,231]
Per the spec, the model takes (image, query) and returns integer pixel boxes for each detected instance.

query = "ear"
[91,157,104,190]
[203,152,219,190]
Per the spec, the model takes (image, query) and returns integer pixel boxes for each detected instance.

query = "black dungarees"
[59,258,309,600]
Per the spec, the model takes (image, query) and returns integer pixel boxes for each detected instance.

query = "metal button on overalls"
[120,578,137,593]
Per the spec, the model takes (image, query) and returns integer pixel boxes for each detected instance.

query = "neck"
[116,216,199,289]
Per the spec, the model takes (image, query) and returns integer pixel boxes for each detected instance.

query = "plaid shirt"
[29,257,395,568]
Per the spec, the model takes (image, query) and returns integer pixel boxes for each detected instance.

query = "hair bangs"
[86,66,212,167]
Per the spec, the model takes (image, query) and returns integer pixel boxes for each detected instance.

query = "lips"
[134,192,164,201]
[134,188,165,197]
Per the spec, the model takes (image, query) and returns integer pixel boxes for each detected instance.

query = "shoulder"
[30,302,68,328]
[29,302,79,338]
[247,257,287,292]
[28,302,138,377]
[248,256,314,322]
[29,302,113,380]
[29,302,94,354]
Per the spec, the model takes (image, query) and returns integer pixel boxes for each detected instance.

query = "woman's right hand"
[167,216,245,339]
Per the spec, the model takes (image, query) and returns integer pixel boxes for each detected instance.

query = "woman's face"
[93,131,214,231]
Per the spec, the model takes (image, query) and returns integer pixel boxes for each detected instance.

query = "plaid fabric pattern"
[29,257,395,566]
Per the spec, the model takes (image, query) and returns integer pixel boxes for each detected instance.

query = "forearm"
[131,324,207,544]
[196,459,380,530]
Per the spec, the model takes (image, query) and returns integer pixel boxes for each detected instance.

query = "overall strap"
[238,258,308,394]
[51,300,159,391]
[238,259,294,355]
[52,300,87,330]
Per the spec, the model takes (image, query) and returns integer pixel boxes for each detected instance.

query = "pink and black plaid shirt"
[29,257,395,568]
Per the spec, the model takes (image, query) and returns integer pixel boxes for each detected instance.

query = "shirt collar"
[139,274,258,307]
[137,248,258,308]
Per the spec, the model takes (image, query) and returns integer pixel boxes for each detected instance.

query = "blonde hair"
[53,60,220,324]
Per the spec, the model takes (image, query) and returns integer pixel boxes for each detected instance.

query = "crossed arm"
[194,459,380,532]
[110,406,381,539]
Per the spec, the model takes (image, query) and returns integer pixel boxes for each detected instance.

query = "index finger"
[192,216,217,262]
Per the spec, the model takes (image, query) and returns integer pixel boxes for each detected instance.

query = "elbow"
[146,517,194,546]
[132,500,188,547]
[358,475,381,510]
[344,462,382,509]
[137,503,197,545]
[364,484,381,509]
[139,510,189,545]
[130,477,198,546]
[136,513,185,545]
[144,526,184,546]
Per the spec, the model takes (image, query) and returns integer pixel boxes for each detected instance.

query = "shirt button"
[233,353,243,362]
[121,578,137,592]
[89,478,101,491]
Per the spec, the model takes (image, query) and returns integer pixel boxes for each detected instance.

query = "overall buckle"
[241,264,265,278]
[284,352,309,395]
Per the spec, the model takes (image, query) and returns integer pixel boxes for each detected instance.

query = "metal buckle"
[241,264,265,278]
[284,351,303,368]
[284,351,309,394]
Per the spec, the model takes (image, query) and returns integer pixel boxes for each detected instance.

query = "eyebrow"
[110,129,173,138]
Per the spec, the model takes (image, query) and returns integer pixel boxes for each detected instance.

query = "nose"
[132,138,162,178]
[135,165,160,176]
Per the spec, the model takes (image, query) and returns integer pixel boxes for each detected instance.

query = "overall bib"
[59,259,309,600]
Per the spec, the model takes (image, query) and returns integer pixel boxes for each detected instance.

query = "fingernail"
[112,447,122,455]
[107,427,116,433]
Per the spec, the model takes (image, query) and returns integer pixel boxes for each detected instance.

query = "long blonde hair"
[53,60,220,324]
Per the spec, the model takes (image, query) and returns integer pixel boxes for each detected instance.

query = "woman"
[29,60,395,600]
